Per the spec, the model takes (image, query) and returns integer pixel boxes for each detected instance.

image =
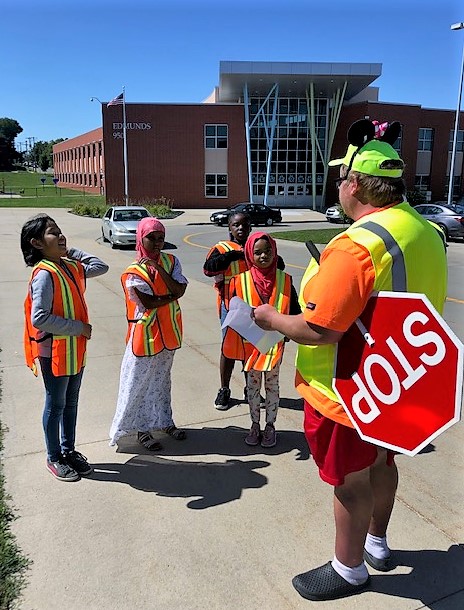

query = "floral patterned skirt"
[109,339,176,446]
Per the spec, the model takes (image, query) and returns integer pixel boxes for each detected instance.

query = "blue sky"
[2,0,463,146]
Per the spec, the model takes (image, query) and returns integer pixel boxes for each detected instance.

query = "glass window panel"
[217,186,227,197]
[217,125,228,136]
[205,138,215,148]
[217,138,228,148]
[205,126,215,136]
[205,186,215,196]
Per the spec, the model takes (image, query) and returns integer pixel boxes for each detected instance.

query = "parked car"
[325,205,352,224]
[414,204,464,241]
[210,203,282,226]
[101,206,152,247]
[325,205,342,223]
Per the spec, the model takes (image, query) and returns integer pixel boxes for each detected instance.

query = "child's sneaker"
[214,387,231,410]
[261,423,277,448]
[63,450,93,476]
[47,458,80,482]
[245,423,261,446]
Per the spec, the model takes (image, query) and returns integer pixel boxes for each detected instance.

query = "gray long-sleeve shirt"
[30,248,109,357]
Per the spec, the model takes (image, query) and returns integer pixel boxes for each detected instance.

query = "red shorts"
[304,401,396,486]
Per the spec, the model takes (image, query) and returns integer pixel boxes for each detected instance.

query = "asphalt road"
[96,217,464,343]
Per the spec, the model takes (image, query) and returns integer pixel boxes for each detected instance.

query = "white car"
[325,205,342,223]
[101,206,152,247]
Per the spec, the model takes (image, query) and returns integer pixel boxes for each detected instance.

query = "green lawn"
[0,171,97,199]
[270,227,347,244]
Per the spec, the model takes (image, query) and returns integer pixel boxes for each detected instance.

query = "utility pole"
[26,137,36,170]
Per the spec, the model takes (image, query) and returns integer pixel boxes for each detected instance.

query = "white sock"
[364,533,390,559]
[331,556,369,586]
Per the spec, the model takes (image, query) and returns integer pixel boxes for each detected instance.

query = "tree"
[30,138,65,171]
[0,118,23,170]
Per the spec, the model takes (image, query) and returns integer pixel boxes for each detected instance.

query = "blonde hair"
[345,168,406,207]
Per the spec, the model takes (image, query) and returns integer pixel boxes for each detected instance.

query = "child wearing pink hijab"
[224,232,300,447]
[110,217,188,450]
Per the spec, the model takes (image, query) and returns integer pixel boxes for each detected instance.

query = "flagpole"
[122,86,129,205]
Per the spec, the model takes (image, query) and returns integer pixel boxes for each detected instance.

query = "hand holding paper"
[222,296,284,354]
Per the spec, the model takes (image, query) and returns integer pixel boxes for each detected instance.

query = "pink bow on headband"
[372,120,389,139]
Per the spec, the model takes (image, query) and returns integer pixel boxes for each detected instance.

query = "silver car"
[101,206,152,247]
[414,204,464,241]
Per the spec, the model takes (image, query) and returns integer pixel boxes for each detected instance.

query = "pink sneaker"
[261,423,277,448]
[245,423,261,446]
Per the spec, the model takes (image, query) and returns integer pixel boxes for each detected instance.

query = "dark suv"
[210,203,282,226]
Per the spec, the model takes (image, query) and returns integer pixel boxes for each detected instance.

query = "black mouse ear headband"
[344,119,402,172]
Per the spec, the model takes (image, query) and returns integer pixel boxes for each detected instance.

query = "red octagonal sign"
[333,292,463,456]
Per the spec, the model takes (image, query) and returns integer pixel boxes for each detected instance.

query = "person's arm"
[253,306,343,345]
[31,271,91,338]
[203,247,244,276]
[135,257,187,308]
[254,239,375,346]
[66,248,109,278]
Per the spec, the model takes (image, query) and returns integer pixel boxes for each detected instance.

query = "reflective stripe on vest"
[215,241,248,309]
[24,259,88,377]
[122,253,183,357]
[296,202,447,405]
[223,269,291,371]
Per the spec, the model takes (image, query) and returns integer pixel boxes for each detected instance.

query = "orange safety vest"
[205,241,248,314]
[222,269,291,371]
[24,259,89,377]
[122,253,183,357]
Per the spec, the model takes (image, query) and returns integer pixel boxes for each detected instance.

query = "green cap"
[329,140,404,178]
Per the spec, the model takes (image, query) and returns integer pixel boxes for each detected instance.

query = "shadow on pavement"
[90,455,270,509]
[369,545,464,608]
[113,425,310,461]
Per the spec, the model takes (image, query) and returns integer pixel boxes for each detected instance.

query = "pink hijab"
[244,232,278,300]
[136,217,165,261]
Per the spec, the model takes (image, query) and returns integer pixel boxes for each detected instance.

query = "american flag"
[107,93,123,107]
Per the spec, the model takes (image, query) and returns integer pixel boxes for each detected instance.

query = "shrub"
[71,200,107,218]
[406,189,427,207]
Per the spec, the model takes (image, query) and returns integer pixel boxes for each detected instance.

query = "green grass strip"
[270,227,346,244]
[0,365,31,609]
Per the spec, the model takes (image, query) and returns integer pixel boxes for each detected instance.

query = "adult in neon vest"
[223,232,300,447]
[21,214,109,482]
[252,120,447,602]
[110,217,188,451]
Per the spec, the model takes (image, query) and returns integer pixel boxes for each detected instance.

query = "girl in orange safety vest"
[223,232,300,448]
[21,214,108,482]
[109,217,188,451]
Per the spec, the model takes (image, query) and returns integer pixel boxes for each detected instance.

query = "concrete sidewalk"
[1,208,463,610]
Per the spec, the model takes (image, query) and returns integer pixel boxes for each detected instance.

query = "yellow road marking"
[184,232,463,302]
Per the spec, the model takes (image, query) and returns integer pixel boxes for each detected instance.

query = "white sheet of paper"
[221,296,285,354]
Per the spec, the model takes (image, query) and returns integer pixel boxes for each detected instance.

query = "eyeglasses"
[335,176,347,189]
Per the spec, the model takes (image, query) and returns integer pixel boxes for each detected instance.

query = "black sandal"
[137,432,162,451]
[163,425,186,440]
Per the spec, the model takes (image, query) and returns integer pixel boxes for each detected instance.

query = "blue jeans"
[39,357,84,462]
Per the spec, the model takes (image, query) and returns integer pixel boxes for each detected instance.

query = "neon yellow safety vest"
[296,202,448,411]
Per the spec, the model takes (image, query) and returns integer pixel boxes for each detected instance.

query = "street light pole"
[448,22,464,207]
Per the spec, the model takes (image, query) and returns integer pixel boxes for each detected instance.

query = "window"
[392,132,402,153]
[205,125,228,149]
[414,175,430,192]
[418,128,434,151]
[205,174,228,197]
[448,129,464,152]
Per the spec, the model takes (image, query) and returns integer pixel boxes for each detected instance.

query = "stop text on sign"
[351,311,446,423]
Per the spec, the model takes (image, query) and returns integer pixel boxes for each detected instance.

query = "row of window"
[204,124,464,155]
[54,142,103,161]
[57,173,103,187]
